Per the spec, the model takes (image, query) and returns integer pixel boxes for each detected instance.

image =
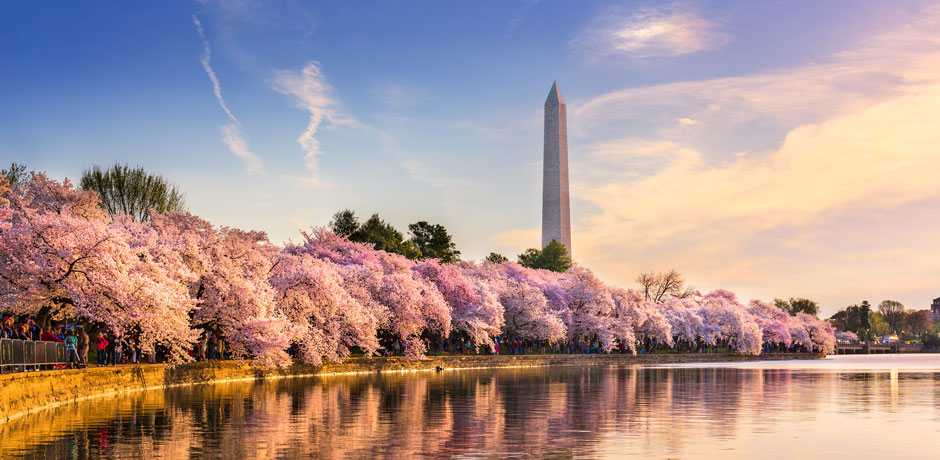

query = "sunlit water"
[2,354,939,459]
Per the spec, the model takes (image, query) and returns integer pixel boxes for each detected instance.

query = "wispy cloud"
[399,159,482,190]
[370,119,484,213]
[572,3,728,59]
[372,83,415,108]
[193,14,262,174]
[221,123,263,174]
[193,14,239,124]
[272,61,355,188]
[449,109,542,142]
[506,0,539,37]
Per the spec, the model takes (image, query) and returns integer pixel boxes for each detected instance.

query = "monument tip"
[546,81,564,105]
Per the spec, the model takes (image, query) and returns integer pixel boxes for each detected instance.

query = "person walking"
[113,339,123,365]
[65,331,80,369]
[95,332,109,366]
[78,328,89,367]
[128,336,138,364]
[207,333,217,361]
[106,334,116,366]
[197,332,207,361]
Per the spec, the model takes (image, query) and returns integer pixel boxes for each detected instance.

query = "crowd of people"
[4,310,826,374]
[0,315,214,370]
[2,315,246,372]
[1,316,39,341]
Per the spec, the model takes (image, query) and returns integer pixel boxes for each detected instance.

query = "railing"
[0,339,68,373]
[835,340,926,354]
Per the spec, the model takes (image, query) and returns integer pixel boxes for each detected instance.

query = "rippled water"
[2,354,940,459]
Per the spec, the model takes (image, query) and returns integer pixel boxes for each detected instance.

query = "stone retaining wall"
[0,352,821,424]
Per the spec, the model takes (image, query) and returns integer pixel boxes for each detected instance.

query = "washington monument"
[542,81,572,256]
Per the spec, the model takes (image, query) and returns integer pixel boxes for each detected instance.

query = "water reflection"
[3,356,940,459]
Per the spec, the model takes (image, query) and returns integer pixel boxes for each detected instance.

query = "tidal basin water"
[3,355,940,459]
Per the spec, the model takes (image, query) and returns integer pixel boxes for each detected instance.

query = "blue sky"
[3,1,940,315]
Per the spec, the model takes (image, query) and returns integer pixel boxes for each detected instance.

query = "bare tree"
[80,163,185,222]
[636,270,695,302]
[877,300,906,334]
[906,310,930,336]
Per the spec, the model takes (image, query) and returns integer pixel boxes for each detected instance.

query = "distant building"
[930,297,940,319]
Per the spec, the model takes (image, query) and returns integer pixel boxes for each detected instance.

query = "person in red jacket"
[95,332,109,366]
[40,328,64,342]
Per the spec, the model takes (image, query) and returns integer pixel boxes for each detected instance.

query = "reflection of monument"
[542,81,572,256]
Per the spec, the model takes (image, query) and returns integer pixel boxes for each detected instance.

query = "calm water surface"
[2,354,939,459]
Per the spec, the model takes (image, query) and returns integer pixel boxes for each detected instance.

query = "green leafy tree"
[517,240,571,273]
[80,163,185,221]
[829,310,847,331]
[1,162,29,190]
[536,240,572,272]
[831,304,868,333]
[485,252,508,264]
[831,302,876,340]
[351,213,422,260]
[774,297,820,317]
[329,209,360,237]
[860,301,872,330]
[517,248,541,268]
[408,221,460,263]
[878,300,906,334]
[870,311,891,337]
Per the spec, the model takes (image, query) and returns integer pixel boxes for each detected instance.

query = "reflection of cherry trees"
[1,175,836,364]
[8,364,940,459]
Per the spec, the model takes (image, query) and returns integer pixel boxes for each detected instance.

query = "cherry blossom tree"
[560,266,623,351]
[149,212,297,366]
[610,288,672,351]
[414,260,503,348]
[699,290,763,355]
[269,251,379,365]
[834,331,859,342]
[474,262,565,343]
[0,174,197,362]
[787,315,813,351]
[747,300,791,347]
[295,228,452,358]
[659,298,704,347]
[797,313,836,354]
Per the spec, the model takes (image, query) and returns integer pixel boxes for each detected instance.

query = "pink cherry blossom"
[270,251,380,365]
[414,260,503,348]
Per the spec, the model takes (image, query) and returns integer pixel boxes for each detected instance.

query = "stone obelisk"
[542,81,571,256]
